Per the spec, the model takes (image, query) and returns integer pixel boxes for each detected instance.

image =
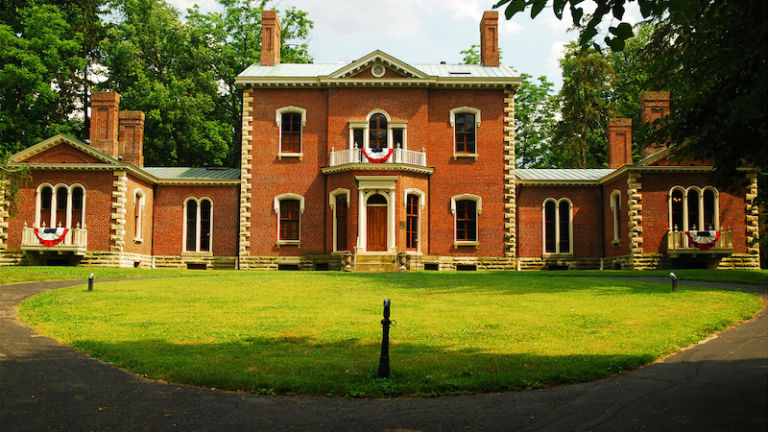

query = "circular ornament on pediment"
[371,64,386,78]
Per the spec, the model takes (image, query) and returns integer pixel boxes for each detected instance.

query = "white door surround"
[355,176,397,254]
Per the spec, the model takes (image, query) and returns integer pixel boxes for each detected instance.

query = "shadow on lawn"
[70,334,656,397]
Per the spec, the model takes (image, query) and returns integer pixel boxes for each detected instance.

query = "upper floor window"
[369,113,388,149]
[276,106,306,157]
[543,198,572,254]
[668,186,719,231]
[450,107,481,158]
[451,194,482,245]
[274,193,305,244]
[36,183,86,229]
[184,197,213,253]
[610,190,621,243]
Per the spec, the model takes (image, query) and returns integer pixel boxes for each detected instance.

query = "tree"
[553,43,615,168]
[460,45,558,168]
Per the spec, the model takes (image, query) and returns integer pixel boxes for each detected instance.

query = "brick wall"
[123,174,154,255]
[26,144,103,164]
[603,175,630,257]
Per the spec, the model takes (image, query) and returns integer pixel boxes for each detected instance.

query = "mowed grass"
[17,271,762,397]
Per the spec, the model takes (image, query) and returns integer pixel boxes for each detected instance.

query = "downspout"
[599,185,605,269]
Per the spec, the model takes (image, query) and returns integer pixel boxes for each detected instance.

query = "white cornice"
[321,163,434,176]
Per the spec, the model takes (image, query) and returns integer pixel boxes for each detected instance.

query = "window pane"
[455,113,475,153]
[456,200,476,242]
[544,201,556,253]
[559,201,570,253]
[40,186,52,226]
[687,190,700,230]
[703,189,715,230]
[280,200,300,241]
[613,194,621,239]
[186,200,197,251]
[393,129,404,148]
[55,188,67,227]
[336,195,347,250]
[671,190,684,230]
[406,194,419,249]
[281,113,301,153]
[72,188,84,228]
[353,129,364,148]
[369,113,388,148]
[200,200,211,252]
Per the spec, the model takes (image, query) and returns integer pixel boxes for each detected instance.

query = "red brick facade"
[0,11,759,270]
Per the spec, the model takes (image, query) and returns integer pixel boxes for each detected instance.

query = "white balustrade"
[328,148,427,167]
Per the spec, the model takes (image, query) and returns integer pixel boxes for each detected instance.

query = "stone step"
[353,254,399,272]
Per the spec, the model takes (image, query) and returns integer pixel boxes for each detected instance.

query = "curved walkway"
[1,278,766,432]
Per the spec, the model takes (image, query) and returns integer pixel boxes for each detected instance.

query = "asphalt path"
[1,277,766,432]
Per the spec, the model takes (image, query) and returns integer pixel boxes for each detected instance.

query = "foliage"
[459,44,481,65]
[19,271,761,397]
[552,43,615,168]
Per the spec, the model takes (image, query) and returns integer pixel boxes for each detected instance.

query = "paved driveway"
[1,278,766,432]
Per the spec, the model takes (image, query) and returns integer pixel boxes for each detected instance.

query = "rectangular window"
[352,129,364,148]
[455,200,476,242]
[393,129,404,148]
[558,201,570,253]
[406,194,419,249]
[281,112,301,154]
[279,200,300,241]
[455,113,476,153]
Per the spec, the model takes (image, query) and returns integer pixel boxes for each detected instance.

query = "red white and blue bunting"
[685,230,720,250]
[33,227,69,247]
[362,147,393,163]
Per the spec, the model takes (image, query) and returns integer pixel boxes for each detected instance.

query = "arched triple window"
[184,197,213,253]
[274,193,305,243]
[451,194,482,245]
[35,183,86,228]
[668,186,719,231]
[543,198,572,254]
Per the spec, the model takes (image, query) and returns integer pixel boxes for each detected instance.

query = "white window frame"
[610,190,621,244]
[449,107,481,159]
[183,197,214,254]
[451,193,482,247]
[404,188,426,253]
[668,186,719,231]
[134,189,145,242]
[276,106,306,158]
[347,110,409,150]
[329,188,351,252]
[542,198,573,255]
[274,193,305,245]
[35,183,86,229]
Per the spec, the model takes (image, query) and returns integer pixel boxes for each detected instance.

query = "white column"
[35,188,41,227]
[388,190,396,251]
[358,190,366,251]
[65,187,72,229]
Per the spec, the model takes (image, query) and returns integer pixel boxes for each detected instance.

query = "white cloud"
[546,40,566,83]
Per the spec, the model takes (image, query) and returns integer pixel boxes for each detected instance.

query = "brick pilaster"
[110,170,127,252]
[627,173,644,267]
[503,88,516,258]
[239,90,254,262]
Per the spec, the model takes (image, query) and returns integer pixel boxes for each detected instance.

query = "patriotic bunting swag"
[685,230,720,250]
[33,227,69,247]
[362,148,394,163]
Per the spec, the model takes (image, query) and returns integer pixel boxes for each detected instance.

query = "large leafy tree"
[553,43,615,168]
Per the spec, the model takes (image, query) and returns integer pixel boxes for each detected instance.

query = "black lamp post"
[378,298,391,378]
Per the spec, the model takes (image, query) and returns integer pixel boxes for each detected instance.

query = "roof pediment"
[327,51,431,80]
[9,134,120,165]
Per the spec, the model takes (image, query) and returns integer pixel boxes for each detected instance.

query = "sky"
[166,0,642,89]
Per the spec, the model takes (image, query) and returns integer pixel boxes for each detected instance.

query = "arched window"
[184,197,213,253]
[35,183,86,229]
[369,113,388,148]
[450,107,481,157]
[610,190,621,243]
[542,198,572,254]
[451,194,482,245]
[71,186,85,228]
[39,185,53,227]
[55,187,68,227]
[274,193,305,244]
[276,106,306,156]
[406,194,419,250]
[668,186,719,231]
[329,188,350,252]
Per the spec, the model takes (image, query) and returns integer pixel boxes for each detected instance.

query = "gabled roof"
[236,50,521,89]
[8,133,120,165]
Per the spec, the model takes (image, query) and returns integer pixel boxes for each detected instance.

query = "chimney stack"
[480,11,499,67]
[607,118,632,169]
[119,111,145,166]
[641,91,671,157]
[89,91,120,158]
[260,10,282,66]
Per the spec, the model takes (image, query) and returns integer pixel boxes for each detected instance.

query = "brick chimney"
[260,10,281,66]
[89,91,120,158]
[641,91,671,157]
[607,118,632,168]
[480,11,499,67]
[119,111,145,166]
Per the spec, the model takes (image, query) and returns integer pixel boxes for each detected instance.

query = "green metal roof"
[143,167,240,180]
[516,169,615,182]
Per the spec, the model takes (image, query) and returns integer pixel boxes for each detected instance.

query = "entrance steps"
[353,254,399,273]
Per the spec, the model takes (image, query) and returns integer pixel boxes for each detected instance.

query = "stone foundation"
[238,255,342,271]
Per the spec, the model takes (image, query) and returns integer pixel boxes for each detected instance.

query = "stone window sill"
[454,241,479,249]
[277,240,301,247]
[453,153,478,160]
[278,152,303,160]
[182,251,213,257]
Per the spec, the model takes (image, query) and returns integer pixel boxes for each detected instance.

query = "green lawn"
[17,271,762,397]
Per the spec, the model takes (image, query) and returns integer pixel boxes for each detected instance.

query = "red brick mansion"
[0,11,760,271]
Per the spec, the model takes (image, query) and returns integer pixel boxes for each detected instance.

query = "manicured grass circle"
[19,272,761,397]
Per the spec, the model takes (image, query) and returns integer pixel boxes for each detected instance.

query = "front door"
[367,206,387,251]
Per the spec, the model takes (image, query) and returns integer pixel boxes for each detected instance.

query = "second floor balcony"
[666,228,733,257]
[328,147,428,168]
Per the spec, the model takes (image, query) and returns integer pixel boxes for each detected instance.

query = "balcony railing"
[666,228,732,257]
[21,223,88,255]
[328,147,427,167]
